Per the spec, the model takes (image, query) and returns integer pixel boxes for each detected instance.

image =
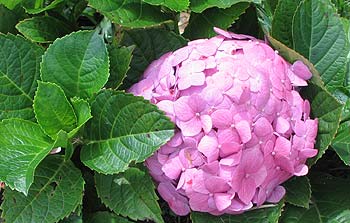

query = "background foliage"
[0,0,350,222]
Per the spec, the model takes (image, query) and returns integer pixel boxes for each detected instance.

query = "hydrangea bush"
[0,0,349,223]
[130,28,318,215]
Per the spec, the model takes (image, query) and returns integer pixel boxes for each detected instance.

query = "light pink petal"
[162,156,183,179]
[190,72,206,86]
[275,155,294,173]
[266,186,286,203]
[174,96,193,121]
[201,115,213,134]
[294,164,309,176]
[214,193,233,211]
[220,142,242,157]
[218,128,240,144]
[211,109,233,128]
[213,27,233,39]
[274,137,291,157]
[158,182,191,216]
[235,120,252,143]
[192,170,209,193]
[251,166,267,186]
[171,46,191,66]
[157,100,174,119]
[241,147,264,172]
[205,176,230,193]
[288,71,308,87]
[220,151,242,166]
[239,177,257,204]
[254,117,273,137]
[202,87,223,106]
[198,135,219,162]
[188,94,207,112]
[275,117,290,134]
[202,161,220,175]
[300,148,318,158]
[177,117,202,137]
[196,41,218,57]
[188,192,210,212]
[292,60,312,80]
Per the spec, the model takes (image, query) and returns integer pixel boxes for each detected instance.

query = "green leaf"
[280,173,350,223]
[0,5,20,34]
[68,97,92,138]
[81,90,174,174]
[16,16,73,43]
[22,0,65,14]
[292,0,350,91]
[332,121,350,165]
[1,155,85,223]
[120,28,187,89]
[271,0,302,47]
[183,2,249,39]
[143,0,189,11]
[34,82,77,139]
[0,119,54,194]
[301,83,343,165]
[86,212,133,223]
[88,0,172,28]
[0,34,44,120]
[190,0,260,13]
[284,176,311,208]
[106,45,134,89]
[191,201,284,223]
[95,168,163,223]
[41,31,109,99]
[0,0,22,9]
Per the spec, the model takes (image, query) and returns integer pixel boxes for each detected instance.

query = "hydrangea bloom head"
[130,28,318,216]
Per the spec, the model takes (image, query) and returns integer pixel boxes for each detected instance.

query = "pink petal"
[177,117,202,137]
[188,192,210,212]
[274,137,291,157]
[188,94,207,112]
[202,161,220,175]
[162,156,183,179]
[291,60,312,80]
[213,27,233,39]
[254,117,273,137]
[205,176,230,193]
[211,109,233,129]
[214,193,233,211]
[266,186,286,203]
[239,177,257,204]
[198,135,219,162]
[171,46,191,66]
[220,142,242,157]
[220,151,242,166]
[294,164,309,176]
[241,147,264,172]
[201,115,213,134]
[300,148,318,158]
[174,96,193,121]
[275,155,294,173]
[235,120,252,143]
[275,117,290,134]
[190,72,206,86]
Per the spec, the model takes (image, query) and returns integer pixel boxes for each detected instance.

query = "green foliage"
[1,155,84,223]
[190,0,261,13]
[143,0,189,11]
[284,177,311,208]
[95,168,163,223]
[81,90,174,174]
[86,212,133,223]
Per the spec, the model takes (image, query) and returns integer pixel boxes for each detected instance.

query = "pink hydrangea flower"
[130,28,318,216]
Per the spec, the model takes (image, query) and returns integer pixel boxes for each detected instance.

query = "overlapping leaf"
[81,90,174,174]
[86,212,133,223]
[284,176,311,208]
[184,2,249,39]
[0,34,44,120]
[143,0,189,11]
[22,0,65,14]
[88,0,172,28]
[0,119,54,194]
[95,168,163,223]
[1,155,85,223]
[41,31,109,99]
[16,16,73,43]
[190,0,261,13]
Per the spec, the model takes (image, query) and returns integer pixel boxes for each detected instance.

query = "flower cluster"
[129,28,318,216]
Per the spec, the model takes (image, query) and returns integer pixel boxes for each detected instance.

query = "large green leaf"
[301,83,343,165]
[271,0,301,47]
[88,0,172,28]
[280,173,350,223]
[191,201,284,223]
[0,0,22,9]
[283,176,311,208]
[0,34,44,120]
[332,121,350,165]
[0,5,20,34]
[143,0,189,11]
[81,90,174,174]
[1,155,85,223]
[190,0,260,13]
[41,31,109,99]
[292,0,350,90]
[86,212,133,223]
[0,119,54,194]
[22,0,65,14]
[16,16,73,43]
[106,45,134,89]
[120,28,186,89]
[95,168,163,223]
[34,82,77,139]
[183,2,249,39]
[68,97,92,138]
